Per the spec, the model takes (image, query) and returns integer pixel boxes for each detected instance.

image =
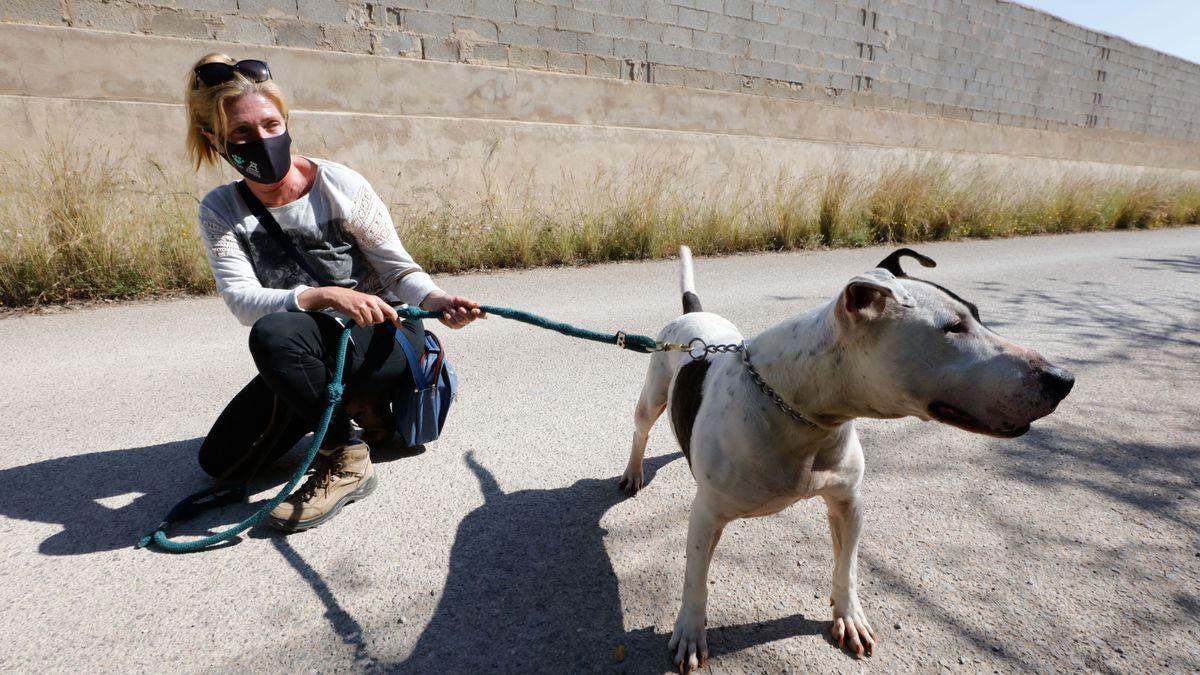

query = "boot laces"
[296,451,359,500]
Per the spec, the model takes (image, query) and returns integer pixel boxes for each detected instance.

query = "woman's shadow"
[0,438,222,555]
[0,436,353,556]
[398,451,826,673]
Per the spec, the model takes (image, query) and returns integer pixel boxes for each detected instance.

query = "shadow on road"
[1121,254,1200,274]
[384,450,827,672]
[1002,426,1200,536]
[0,428,435,556]
[272,536,383,670]
[398,451,683,672]
[0,438,215,555]
[0,435,367,555]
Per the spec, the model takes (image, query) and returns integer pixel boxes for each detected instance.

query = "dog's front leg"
[823,492,876,658]
[670,494,727,672]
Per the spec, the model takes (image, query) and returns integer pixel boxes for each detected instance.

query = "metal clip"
[652,340,688,353]
[616,331,627,349]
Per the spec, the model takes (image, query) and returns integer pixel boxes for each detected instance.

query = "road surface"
[1,228,1197,672]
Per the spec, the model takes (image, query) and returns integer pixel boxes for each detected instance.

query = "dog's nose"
[1039,365,1075,401]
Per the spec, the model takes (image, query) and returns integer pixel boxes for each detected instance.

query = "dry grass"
[0,145,212,308]
[2,146,1198,309]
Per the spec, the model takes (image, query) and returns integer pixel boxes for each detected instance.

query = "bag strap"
[236,180,328,286]
[394,328,430,390]
[237,180,425,367]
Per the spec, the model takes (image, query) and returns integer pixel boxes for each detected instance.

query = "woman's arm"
[343,184,484,329]
[199,206,310,326]
[344,184,440,306]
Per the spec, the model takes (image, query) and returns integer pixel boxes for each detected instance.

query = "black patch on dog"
[875,249,985,324]
[682,291,703,314]
[907,276,983,324]
[670,359,710,466]
[877,248,936,277]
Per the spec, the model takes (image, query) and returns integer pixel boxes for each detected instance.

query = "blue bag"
[392,329,458,447]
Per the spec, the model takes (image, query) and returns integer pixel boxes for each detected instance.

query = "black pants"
[198,311,424,478]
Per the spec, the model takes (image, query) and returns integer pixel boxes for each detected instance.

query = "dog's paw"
[829,606,877,659]
[618,467,644,496]
[668,615,707,672]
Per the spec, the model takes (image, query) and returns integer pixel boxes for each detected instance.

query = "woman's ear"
[200,128,220,151]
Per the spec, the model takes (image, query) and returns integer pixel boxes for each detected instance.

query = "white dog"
[620,247,1074,671]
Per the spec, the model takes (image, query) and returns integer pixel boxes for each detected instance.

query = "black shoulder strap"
[236,180,327,286]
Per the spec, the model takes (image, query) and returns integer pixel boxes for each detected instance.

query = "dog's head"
[834,248,1073,438]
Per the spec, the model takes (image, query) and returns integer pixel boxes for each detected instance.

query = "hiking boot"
[268,442,377,532]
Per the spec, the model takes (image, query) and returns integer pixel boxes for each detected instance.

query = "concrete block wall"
[2,0,1197,143]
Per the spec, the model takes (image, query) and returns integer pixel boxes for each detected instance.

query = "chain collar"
[662,338,817,427]
[738,342,818,427]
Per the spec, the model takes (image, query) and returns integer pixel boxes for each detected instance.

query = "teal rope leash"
[138,304,671,553]
[394,304,662,352]
[136,325,352,553]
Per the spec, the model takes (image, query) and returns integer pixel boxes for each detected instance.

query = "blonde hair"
[184,53,291,170]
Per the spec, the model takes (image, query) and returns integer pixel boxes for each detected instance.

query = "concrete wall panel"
[1,0,1198,141]
[0,20,1195,211]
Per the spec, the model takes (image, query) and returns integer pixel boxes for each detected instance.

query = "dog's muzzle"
[1039,365,1075,402]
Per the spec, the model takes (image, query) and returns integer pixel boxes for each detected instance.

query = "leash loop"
[138,325,355,553]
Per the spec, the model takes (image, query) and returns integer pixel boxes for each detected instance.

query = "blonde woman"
[185,54,483,531]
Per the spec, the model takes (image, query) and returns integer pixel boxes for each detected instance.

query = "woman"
[185,54,483,532]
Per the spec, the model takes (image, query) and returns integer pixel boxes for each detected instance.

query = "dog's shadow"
[398,451,827,672]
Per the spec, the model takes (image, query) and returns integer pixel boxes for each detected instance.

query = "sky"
[1020,0,1199,64]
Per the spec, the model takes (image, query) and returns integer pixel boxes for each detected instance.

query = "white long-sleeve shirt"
[197,157,440,326]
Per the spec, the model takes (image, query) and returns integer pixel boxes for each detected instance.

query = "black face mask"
[223,130,292,184]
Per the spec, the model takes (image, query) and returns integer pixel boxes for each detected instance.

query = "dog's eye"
[943,320,967,334]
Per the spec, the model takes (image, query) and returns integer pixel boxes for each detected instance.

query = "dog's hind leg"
[669,494,728,672]
[823,491,877,658]
[619,355,670,496]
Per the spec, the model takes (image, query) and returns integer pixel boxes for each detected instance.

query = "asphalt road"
[1,229,1197,673]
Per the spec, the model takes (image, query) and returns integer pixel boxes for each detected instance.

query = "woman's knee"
[248,311,312,360]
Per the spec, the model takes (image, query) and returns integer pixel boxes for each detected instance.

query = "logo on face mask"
[223,131,292,184]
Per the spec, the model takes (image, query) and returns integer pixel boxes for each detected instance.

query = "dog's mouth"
[928,402,1030,438]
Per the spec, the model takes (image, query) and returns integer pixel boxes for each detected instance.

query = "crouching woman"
[184,54,483,531]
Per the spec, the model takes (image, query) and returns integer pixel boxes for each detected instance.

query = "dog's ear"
[839,269,914,323]
[877,248,936,277]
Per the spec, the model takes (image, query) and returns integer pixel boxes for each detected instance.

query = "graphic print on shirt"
[243,217,376,293]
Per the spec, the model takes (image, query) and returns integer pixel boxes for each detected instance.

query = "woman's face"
[220,92,285,146]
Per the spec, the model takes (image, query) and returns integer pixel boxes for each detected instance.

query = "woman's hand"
[419,290,486,329]
[298,286,398,326]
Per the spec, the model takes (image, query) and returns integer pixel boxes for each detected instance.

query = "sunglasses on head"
[193,59,272,88]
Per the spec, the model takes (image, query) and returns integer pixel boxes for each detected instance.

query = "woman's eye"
[943,321,967,334]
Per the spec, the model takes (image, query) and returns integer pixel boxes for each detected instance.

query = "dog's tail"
[679,246,703,314]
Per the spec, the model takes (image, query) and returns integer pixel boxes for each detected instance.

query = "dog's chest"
[703,415,858,514]
[743,450,845,507]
